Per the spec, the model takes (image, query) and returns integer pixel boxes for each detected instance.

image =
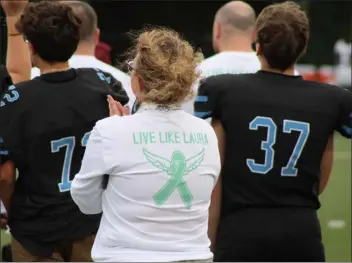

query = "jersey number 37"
[246,116,310,177]
[51,132,91,192]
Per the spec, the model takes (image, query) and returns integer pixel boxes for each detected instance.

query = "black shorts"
[214,207,325,262]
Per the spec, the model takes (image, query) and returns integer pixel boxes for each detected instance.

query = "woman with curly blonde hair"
[71,28,221,262]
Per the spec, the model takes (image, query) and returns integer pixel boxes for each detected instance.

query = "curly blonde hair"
[127,27,203,105]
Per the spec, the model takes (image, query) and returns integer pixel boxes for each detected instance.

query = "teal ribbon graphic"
[143,148,204,209]
[153,151,192,208]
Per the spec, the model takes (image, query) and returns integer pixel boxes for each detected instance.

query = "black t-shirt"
[0,68,129,256]
[195,71,352,218]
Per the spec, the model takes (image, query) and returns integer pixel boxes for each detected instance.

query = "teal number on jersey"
[51,132,91,192]
[0,85,19,107]
[246,117,310,176]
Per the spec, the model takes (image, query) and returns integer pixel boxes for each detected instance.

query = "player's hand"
[107,95,130,117]
[0,0,28,17]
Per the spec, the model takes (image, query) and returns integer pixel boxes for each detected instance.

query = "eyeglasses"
[132,99,141,114]
[126,60,134,72]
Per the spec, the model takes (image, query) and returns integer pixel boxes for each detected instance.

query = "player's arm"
[194,76,222,120]
[1,0,31,84]
[335,87,352,138]
[0,83,23,215]
[0,161,16,213]
[0,144,17,216]
[0,67,17,213]
[0,66,12,95]
[194,76,225,251]
[319,135,334,194]
[209,174,221,253]
[71,125,111,215]
[208,119,225,252]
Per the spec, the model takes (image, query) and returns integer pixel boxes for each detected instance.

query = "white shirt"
[182,51,260,115]
[31,55,135,110]
[334,39,351,67]
[334,39,352,86]
[71,107,221,262]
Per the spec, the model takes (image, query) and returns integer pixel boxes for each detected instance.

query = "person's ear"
[94,28,100,46]
[251,31,258,52]
[28,43,36,55]
[251,31,256,43]
[256,43,262,56]
[214,22,221,40]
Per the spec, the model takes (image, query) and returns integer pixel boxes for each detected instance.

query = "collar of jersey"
[256,70,303,79]
[39,68,77,83]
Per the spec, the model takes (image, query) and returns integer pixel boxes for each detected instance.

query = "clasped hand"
[107,95,130,117]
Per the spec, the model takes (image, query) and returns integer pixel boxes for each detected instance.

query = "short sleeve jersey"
[194,71,352,218]
[0,68,129,256]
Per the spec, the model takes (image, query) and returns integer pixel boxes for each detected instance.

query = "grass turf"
[318,134,351,261]
[1,134,351,261]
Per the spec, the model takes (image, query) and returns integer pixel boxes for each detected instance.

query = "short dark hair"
[16,1,82,63]
[256,1,309,71]
[66,1,98,42]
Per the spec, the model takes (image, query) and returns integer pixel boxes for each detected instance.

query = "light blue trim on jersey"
[0,137,8,156]
[97,72,111,84]
[194,111,212,118]
[342,125,352,136]
[0,150,9,156]
[195,96,208,102]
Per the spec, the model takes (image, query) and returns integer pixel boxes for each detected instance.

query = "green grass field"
[1,134,351,261]
[318,134,351,262]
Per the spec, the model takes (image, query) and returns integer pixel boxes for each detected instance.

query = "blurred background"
[1,0,351,261]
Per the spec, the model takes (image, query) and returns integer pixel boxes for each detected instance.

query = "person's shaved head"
[212,1,256,52]
[64,1,98,42]
[215,1,256,33]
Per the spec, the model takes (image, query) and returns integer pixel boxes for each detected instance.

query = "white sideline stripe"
[327,220,346,229]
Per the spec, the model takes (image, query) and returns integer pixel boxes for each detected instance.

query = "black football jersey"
[0,65,12,215]
[194,71,352,218]
[0,65,12,96]
[0,68,129,256]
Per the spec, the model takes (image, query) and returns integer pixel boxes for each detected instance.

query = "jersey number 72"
[51,132,91,192]
[246,116,310,177]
